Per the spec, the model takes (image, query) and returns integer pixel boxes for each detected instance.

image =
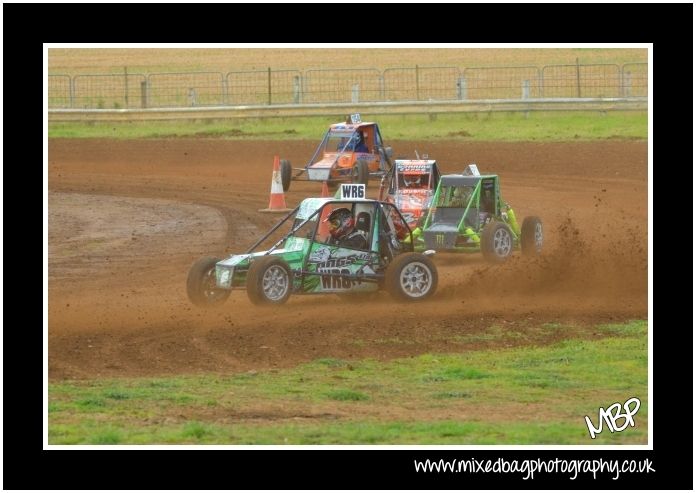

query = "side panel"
[302,243,380,293]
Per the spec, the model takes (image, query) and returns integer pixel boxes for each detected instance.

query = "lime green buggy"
[411,172,543,263]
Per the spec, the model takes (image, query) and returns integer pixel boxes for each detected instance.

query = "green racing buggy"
[410,166,543,263]
[187,189,438,306]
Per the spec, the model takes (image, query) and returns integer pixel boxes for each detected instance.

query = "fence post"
[415,64,420,100]
[458,77,467,100]
[140,81,148,108]
[124,67,129,108]
[268,67,272,105]
[188,88,197,106]
[379,74,385,101]
[69,76,75,108]
[575,58,581,98]
[523,79,531,119]
[351,84,360,103]
[293,75,301,104]
[624,71,632,97]
[522,79,530,99]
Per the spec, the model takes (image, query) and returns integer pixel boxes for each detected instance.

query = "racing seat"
[355,212,371,234]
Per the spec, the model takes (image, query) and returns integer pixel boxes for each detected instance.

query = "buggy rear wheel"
[246,256,292,305]
[280,159,292,192]
[186,256,230,307]
[385,253,438,301]
[521,216,543,256]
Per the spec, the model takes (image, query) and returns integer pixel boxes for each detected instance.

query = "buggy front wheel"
[481,221,513,263]
[186,256,230,307]
[351,159,369,186]
[246,256,292,305]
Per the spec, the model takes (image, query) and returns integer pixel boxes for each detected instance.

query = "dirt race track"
[48,139,648,380]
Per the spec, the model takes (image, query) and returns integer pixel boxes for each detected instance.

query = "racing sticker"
[395,161,434,172]
[297,198,329,220]
[305,245,376,292]
[282,236,307,252]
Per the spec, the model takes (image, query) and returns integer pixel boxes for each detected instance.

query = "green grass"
[48,320,648,445]
[49,419,646,445]
[48,111,647,141]
[325,389,370,401]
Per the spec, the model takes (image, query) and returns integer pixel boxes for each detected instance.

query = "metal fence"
[382,66,461,101]
[462,66,541,100]
[72,74,146,109]
[48,62,648,109]
[303,68,382,103]
[226,69,302,105]
[147,72,225,107]
[541,64,622,98]
[48,74,72,108]
[621,63,648,97]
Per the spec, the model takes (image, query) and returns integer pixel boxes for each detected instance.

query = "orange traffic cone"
[259,156,292,213]
[320,181,330,197]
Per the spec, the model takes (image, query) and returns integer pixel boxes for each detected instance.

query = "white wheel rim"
[399,262,433,298]
[534,223,543,250]
[262,265,289,301]
[493,227,512,257]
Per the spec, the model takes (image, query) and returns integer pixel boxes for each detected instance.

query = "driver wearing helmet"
[450,187,471,207]
[403,175,422,188]
[353,132,369,153]
[324,207,368,250]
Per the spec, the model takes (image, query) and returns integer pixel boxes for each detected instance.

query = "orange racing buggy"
[280,114,393,191]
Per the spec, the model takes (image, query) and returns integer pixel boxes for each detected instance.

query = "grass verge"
[49,320,648,445]
[48,111,647,141]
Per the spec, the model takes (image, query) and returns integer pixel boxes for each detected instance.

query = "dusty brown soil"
[48,139,648,380]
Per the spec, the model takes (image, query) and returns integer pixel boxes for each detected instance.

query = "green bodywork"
[412,174,522,253]
[214,198,412,295]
